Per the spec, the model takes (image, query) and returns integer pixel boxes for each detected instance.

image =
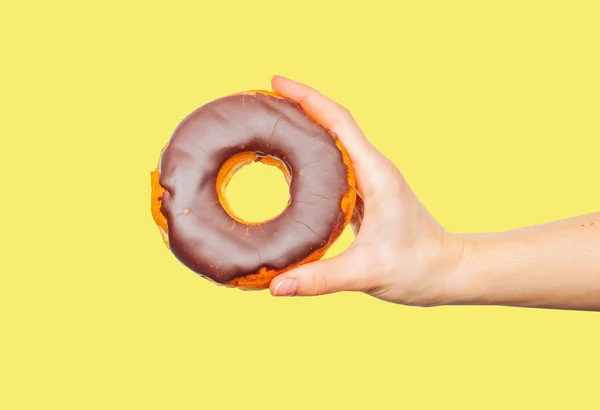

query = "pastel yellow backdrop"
[1,1,598,409]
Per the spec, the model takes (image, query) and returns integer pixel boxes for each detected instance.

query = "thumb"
[269,251,369,297]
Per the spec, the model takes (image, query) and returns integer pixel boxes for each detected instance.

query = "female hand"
[268,76,469,306]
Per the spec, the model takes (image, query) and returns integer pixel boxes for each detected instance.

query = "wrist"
[434,232,480,306]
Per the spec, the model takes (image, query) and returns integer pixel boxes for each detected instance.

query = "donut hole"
[217,152,291,224]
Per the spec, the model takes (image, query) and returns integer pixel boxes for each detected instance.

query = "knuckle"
[303,88,319,104]
[338,105,352,118]
[372,162,405,195]
[310,271,329,296]
[330,106,353,129]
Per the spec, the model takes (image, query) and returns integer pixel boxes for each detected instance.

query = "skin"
[268,75,600,312]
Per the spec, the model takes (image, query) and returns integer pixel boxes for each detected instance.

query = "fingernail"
[273,278,298,296]
[275,75,296,83]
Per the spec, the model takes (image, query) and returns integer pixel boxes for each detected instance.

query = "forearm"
[450,213,600,311]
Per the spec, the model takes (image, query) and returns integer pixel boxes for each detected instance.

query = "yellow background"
[1,0,599,409]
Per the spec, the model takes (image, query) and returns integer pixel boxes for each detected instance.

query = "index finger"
[271,76,382,174]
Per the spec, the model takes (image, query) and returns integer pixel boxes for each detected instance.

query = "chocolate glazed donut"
[151,91,356,290]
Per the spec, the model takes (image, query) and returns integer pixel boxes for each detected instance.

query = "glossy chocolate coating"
[159,93,350,284]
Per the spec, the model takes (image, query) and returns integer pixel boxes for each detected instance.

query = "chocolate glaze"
[159,93,351,284]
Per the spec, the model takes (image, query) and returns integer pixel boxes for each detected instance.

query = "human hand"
[269,76,470,306]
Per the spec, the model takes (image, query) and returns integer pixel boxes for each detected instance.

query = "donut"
[150,90,356,290]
